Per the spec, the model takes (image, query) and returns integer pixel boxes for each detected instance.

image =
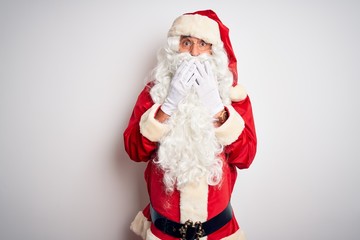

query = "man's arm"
[223,96,257,169]
[123,85,159,162]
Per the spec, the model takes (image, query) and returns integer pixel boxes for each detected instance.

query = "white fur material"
[130,211,151,240]
[168,14,222,45]
[139,104,169,142]
[230,84,247,102]
[180,176,208,222]
[215,106,245,146]
[179,177,208,239]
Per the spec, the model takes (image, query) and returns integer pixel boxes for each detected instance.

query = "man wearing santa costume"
[124,10,257,240]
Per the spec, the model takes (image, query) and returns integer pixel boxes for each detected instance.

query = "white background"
[1,0,359,239]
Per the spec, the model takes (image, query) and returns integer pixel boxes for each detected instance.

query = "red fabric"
[123,82,257,239]
[185,10,239,86]
[123,84,158,162]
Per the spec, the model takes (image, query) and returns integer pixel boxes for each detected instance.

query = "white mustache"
[174,52,212,67]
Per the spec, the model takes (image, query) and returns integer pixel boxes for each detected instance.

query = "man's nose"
[189,45,200,56]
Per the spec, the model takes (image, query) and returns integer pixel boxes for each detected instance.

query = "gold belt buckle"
[179,219,204,240]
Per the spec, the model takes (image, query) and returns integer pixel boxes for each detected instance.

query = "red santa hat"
[168,9,247,101]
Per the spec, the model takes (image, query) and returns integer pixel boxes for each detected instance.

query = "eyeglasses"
[179,36,212,51]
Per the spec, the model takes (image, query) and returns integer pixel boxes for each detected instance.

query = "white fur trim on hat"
[130,211,151,240]
[230,84,247,102]
[140,104,169,142]
[215,105,245,146]
[168,14,222,45]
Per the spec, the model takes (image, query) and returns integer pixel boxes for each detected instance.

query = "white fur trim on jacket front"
[168,14,222,45]
[215,105,245,146]
[180,177,208,219]
[130,211,151,240]
[140,104,169,142]
[179,177,209,239]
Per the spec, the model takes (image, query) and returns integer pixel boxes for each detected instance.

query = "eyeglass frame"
[179,36,212,52]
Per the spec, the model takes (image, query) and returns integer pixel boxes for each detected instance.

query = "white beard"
[155,89,223,192]
[150,49,233,192]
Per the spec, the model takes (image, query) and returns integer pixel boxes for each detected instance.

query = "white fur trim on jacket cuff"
[130,211,151,240]
[140,104,169,142]
[215,105,245,146]
[230,84,247,102]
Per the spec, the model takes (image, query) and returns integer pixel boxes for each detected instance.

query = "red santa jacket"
[124,82,257,240]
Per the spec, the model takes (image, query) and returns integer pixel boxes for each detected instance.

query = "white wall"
[0,1,359,240]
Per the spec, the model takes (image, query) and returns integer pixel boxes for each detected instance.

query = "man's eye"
[183,41,191,46]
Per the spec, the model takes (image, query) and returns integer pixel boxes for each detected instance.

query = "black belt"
[150,202,233,240]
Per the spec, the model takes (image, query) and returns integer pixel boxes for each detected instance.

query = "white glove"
[161,60,197,116]
[194,60,224,116]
